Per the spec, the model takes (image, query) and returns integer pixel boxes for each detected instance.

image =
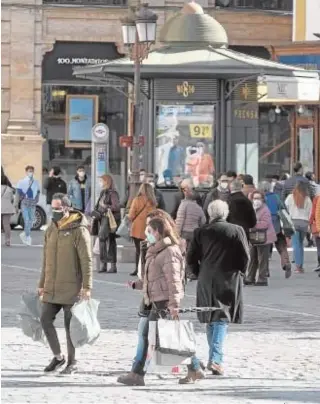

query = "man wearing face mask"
[68,166,90,212]
[203,173,230,222]
[38,193,92,375]
[16,165,40,246]
[43,166,67,225]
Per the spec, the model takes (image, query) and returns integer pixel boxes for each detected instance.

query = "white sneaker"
[19,232,27,245]
[25,236,32,246]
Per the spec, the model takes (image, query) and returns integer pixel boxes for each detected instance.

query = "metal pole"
[128,34,141,205]
[220,79,226,172]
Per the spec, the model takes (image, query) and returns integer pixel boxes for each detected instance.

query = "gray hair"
[52,193,71,207]
[207,200,229,221]
[230,179,242,193]
[258,181,271,193]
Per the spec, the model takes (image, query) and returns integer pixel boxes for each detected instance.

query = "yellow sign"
[176,81,195,98]
[189,124,213,139]
[241,84,250,101]
[234,109,258,120]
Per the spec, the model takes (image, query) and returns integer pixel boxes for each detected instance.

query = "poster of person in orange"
[186,142,215,187]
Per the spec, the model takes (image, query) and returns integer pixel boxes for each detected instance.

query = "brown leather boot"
[207,362,224,376]
[117,372,145,386]
[178,368,205,384]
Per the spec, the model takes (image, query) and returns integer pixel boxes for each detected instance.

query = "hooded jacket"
[143,237,184,311]
[39,211,93,305]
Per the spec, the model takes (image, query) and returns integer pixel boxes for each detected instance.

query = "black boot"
[107,263,117,274]
[98,263,107,273]
[130,269,138,276]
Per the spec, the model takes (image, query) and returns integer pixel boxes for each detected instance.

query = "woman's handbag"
[278,208,295,237]
[98,216,110,241]
[275,194,295,237]
[249,228,267,245]
[91,209,102,220]
[107,209,117,233]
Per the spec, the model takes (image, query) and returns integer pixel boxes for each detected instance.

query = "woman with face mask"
[93,174,120,273]
[118,215,184,386]
[245,191,277,286]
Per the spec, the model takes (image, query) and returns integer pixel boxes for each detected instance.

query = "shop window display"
[155,104,215,188]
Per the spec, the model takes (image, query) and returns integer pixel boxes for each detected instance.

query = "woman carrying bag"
[245,190,277,286]
[1,167,15,246]
[92,174,120,274]
[128,183,157,276]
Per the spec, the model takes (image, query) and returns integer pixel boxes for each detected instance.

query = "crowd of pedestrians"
[1,161,320,381]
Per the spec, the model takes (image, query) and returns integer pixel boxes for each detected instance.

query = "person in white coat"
[1,167,15,246]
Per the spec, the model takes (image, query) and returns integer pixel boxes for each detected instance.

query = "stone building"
[1,0,293,185]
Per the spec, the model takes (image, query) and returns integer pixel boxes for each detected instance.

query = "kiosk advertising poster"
[65,95,98,147]
[155,104,215,187]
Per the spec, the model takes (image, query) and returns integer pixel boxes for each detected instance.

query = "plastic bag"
[70,299,101,348]
[93,238,100,255]
[157,319,196,357]
[18,292,46,344]
[116,215,131,241]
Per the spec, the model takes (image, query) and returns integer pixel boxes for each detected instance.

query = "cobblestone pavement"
[1,231,320,403]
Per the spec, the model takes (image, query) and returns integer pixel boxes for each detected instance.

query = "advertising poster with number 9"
[155,104,215,188]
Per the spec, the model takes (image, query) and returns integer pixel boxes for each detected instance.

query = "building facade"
[1,0,293,186]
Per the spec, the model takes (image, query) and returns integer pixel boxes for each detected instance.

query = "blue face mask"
[27,172,34,179]
[145,231,157,244]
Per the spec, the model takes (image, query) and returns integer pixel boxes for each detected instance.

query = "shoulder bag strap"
[132,202,147,223]
[20,180,34,200]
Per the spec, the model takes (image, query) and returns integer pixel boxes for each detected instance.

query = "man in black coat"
[227,179,257,240]
[179,199,250,384]
[203,173,230,222]
[43,167,67,224]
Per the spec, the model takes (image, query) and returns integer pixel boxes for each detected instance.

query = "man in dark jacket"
[43,167,67,224]
[38,193,92,375]
[179,200,250,384]
[203,173,230,222]
[281,162,315,201]
[227,180,257,240]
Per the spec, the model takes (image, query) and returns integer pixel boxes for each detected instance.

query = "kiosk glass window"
[155,104,215,188]
[41,84,127,197]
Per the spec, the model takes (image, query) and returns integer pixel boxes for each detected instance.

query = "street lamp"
[121,4,158,205]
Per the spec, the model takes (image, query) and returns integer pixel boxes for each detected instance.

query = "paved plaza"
[1,231,320,404]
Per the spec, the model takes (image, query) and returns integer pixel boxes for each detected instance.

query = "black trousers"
[99,233,117,264]
[133,237,143,271]
[40,302,75,363]
[132,300,168,376]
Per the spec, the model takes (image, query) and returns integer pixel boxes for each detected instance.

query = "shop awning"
[73,46,319,86]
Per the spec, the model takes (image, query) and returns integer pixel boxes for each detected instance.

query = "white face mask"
[78,171,85,178]
[253,200,263,210]
[99,181,104,188]
[220,182,229,190]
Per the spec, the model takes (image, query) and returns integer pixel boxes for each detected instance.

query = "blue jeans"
[291,230,306,267]
[191,321,228,370]
[132,317,148,371]
[21,205,36,237]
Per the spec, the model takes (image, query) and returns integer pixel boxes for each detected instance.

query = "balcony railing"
[216,0,293,11]
[43,0,127,5]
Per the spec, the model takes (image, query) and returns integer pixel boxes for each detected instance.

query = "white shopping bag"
[70,299,101,348]
[146,320,195,372]
[93,238,100,255]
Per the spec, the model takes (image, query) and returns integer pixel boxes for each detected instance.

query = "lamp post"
[121,3,158,204]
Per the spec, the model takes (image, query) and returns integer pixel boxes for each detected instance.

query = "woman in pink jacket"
[245,190,277,286]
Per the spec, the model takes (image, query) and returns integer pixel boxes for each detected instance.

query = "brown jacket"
[142,237,184,310]
[310,195,320,234]
[128,195,156,240]
[39,211,93,305]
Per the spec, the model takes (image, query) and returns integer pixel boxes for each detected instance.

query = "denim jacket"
[68,176,90,211]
